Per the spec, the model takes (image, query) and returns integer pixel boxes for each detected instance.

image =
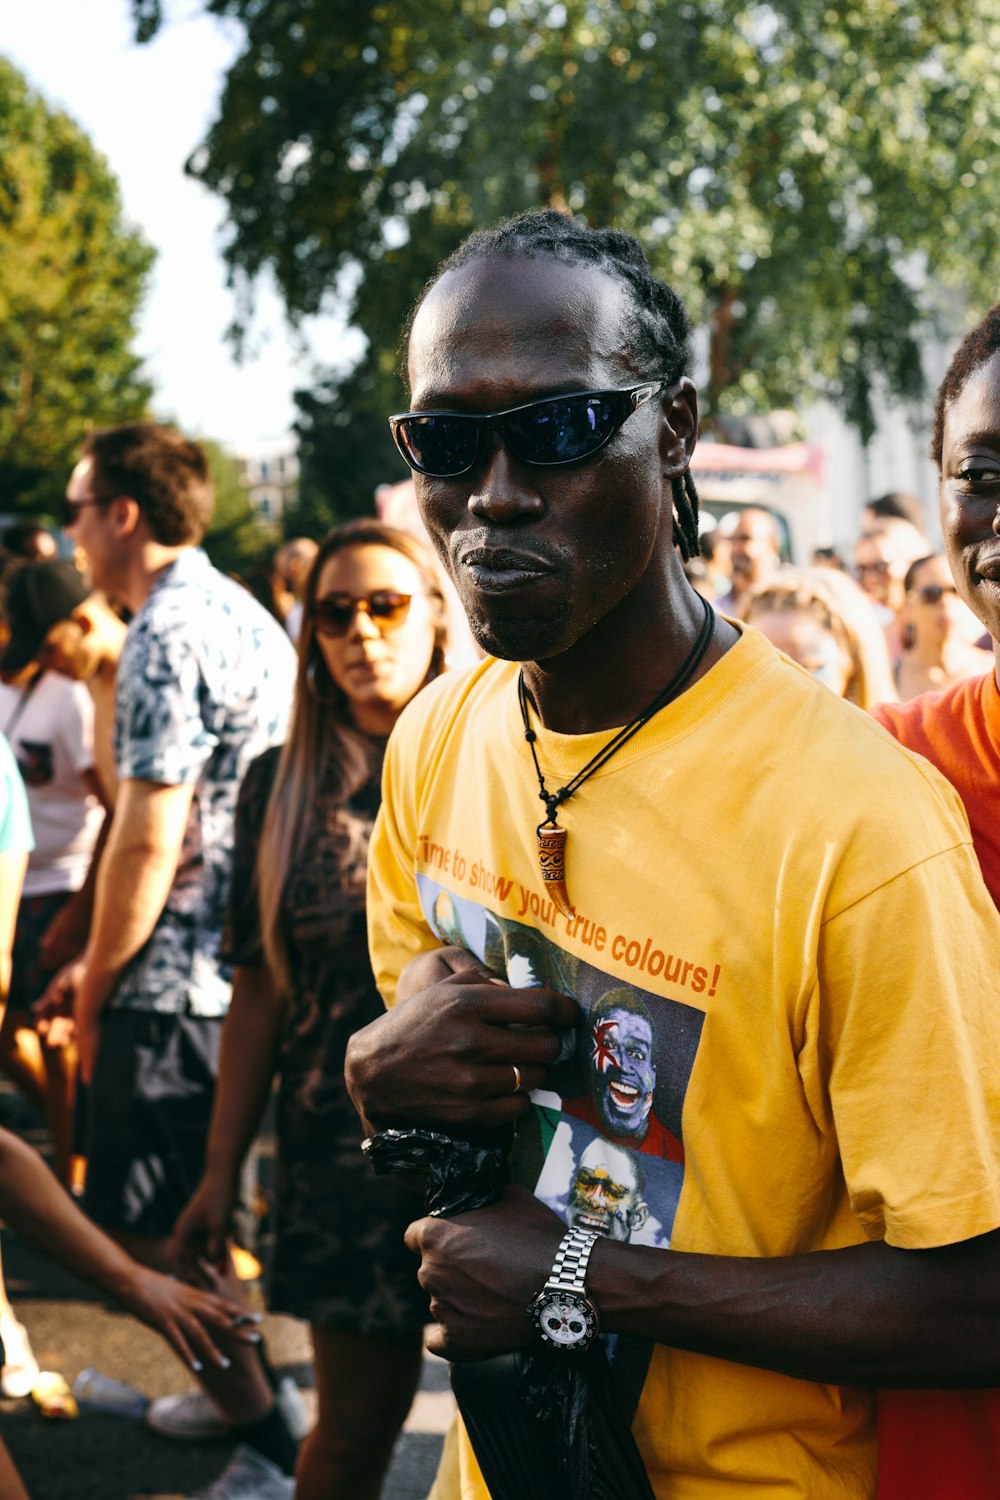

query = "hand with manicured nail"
[115,1265,259,1373]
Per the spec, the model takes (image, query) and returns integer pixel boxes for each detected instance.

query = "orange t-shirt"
[873,671,1000,905]
[873,669,1000,1499]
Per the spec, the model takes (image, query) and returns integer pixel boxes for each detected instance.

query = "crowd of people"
[686,494,993,713]
[0,208,999,1500]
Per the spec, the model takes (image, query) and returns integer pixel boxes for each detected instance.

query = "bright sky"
[2,1,352,452]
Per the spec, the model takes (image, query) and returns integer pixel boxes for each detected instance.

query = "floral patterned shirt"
[111,548,296,1015]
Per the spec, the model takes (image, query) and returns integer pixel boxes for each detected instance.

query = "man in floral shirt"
[56,423,299,1481]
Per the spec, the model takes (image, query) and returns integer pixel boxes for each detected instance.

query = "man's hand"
[395,945,480,1002]
[345,948,579,1134]
[406,1185,570,1360]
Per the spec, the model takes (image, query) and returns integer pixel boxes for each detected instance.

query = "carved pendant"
[536,821,574,919]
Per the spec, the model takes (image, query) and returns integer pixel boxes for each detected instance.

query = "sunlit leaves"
[0,57,154,515]
[135,0,1000,508]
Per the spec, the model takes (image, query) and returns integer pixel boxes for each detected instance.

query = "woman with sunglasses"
[744,566,897,709]
[171,519,449,1500]
[894,552,992,701]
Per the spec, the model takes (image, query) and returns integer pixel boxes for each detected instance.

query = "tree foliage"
[137,0,1000,513]
[0,57,155,520]
[201,439,279,575]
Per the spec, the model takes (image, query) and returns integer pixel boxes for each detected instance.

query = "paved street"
[1,1228,453,1499]
[0,1089,453,1500]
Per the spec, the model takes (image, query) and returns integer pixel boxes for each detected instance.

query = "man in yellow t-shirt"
[345,210,1000,1500]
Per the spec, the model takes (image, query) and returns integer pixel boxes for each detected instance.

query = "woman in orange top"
[872,303,1000,1498]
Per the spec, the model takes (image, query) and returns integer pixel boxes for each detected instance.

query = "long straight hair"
[745,567,897,709]
[256,519,448,994]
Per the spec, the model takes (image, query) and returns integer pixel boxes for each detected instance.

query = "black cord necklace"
[517,593,716,918]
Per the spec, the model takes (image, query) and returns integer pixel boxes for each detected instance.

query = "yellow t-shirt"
[367,626,1000,1500]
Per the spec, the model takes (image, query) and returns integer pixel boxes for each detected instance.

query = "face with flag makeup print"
[587,991,657,1140]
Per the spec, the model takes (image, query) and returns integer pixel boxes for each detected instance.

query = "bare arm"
[0,1128,258,1373]
[171,964,283,1273]
[0,849,27,1002]
[77,775,194,1010]
[70,776,194,1078]
[352,967,1000,1389]
[407,1185,1000,1388]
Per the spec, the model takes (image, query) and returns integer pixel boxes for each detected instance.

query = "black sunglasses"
[910,583,958,605]
[311,590,414,637]
[389,381,671,479]
[61,497,109,528]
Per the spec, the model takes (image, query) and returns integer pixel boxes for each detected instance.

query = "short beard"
[459,592,578,663]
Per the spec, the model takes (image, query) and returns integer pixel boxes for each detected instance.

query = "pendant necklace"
[517,594,716,919]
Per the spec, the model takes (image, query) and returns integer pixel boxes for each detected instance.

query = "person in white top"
[0,561,111,1183]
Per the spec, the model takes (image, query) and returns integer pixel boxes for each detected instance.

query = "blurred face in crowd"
[853,535,896,609]
[406,253,690,663]
[38,605,102,682]
[902,554,981,655]
[749,604,852,697]
[940,349,1000,650]
[63,457,120,597]
[728,509,780,589]
[854,521,926,613]
[277,540,318,599]
[18,528,57,562]
[310,543,438,735]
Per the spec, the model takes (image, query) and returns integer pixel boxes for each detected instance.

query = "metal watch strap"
[545,1226,600,1294]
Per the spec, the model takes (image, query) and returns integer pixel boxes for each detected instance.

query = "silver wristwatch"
[527,1226,600,1351]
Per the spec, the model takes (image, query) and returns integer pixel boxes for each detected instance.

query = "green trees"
[136,0,1000,520]
[201,439,280,575]
[0,57,154,520]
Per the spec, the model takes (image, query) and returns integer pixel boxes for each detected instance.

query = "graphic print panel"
[417,876,704,1248]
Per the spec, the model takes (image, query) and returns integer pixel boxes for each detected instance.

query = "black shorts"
[82,1009,222,1240]
[10,890,71,1011]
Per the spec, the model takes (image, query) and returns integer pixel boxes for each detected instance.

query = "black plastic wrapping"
[362,1125,510,1217]
[364,1125,656,1500]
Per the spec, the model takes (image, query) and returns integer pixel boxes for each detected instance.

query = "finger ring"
[511,1064,522,1095]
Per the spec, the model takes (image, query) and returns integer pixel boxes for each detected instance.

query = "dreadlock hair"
[931,304,1000,468]
[403,210,702,561]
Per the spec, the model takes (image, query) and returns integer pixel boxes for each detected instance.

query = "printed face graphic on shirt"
[416,873,705,1416]
[568,1139,649,1242]
[588,993,657,1141]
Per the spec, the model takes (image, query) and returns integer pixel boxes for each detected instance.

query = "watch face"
[534,1291,597,1349]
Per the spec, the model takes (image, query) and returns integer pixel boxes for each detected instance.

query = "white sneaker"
[0,1315,40,1400]
[147,1377,309,1443]
[273,1376,309,1442]
[146,1388,228,1440]
[186,1444,295,1500]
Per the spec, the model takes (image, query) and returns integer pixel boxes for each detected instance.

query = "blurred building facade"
[237,436,299,524]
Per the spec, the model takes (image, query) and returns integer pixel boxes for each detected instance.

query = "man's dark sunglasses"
[389,380,671,479]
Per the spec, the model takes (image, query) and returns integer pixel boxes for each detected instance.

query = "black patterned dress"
[224,741,428,1334]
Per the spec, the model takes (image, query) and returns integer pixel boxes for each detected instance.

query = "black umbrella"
[363,1127,657,1500]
